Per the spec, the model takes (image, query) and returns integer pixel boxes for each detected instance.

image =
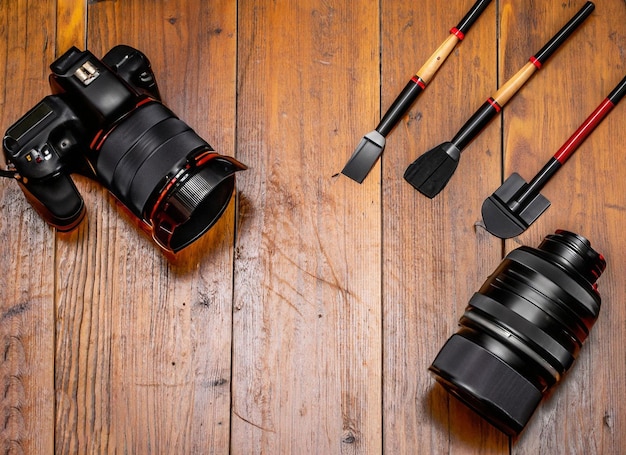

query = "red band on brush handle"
[487,97,502,112]
[450,27,465,40]
[529,56,542,69]
[411,75,426,89]
[554,98,615,163]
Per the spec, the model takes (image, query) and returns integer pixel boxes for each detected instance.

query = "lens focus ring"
[167,171,215,222]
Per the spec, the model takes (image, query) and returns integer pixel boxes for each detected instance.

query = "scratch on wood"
[135,381,191,388]
[273,243,349,297]
[233,410,276,433]
[311,224,351,305]
[267,287,304,317]
[605,203,626,212]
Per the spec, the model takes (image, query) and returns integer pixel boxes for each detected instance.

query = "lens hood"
[150,154,246,252]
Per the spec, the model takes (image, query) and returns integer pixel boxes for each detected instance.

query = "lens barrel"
[95,101,245,252]
[429,230,605,436]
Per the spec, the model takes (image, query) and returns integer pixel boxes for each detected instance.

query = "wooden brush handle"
[492,61,538,106]
[492,2,595,107]
[418,0,493,83]
[377,32,460,135]
[415,33,460,84]
[376,32,463,135]
[376,0,492,136]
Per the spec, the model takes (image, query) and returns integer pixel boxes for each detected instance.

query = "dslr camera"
[2,45,246,252]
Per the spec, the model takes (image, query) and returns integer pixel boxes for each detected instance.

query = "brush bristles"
[404,142,460,198]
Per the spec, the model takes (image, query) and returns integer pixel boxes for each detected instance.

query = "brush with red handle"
[481,74,626,239]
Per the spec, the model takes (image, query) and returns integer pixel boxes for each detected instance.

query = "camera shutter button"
[32,145,51,163]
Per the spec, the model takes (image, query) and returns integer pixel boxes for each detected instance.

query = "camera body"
[3,45,245,252]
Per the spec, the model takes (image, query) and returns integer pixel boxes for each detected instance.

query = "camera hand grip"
[19,173,85,231]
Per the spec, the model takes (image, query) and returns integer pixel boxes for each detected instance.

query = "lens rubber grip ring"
[429,334,542,436]
[465,293,575,375]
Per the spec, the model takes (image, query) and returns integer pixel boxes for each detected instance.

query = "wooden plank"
[0,1,58,454]
[233,1,382,453]
[500,1,626,452]
[2,0,625,452]
[381,0,509,452]
[57,0,87,51]
[52,0,238,452]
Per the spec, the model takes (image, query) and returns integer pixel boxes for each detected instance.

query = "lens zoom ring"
[465,293,575,375]
[507,249,601,319]
[485,265,589,346]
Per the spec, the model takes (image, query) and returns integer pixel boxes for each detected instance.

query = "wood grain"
[0,1,58,454]
[381,0,507,452]
[52,1,238,453]
[233,1,382,452]
[0,0,625,453]
[56,0,86,51]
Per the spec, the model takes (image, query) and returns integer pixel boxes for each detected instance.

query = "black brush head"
[481,196,528,239]
[341,130,386,183]
[404,142,460,198]
[481,173,551,238]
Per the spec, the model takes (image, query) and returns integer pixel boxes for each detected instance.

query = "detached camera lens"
[429,230,605,435]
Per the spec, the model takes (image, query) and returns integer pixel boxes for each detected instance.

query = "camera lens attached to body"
[1,45,246,252]
[429,230,605,436]
[93,100,245,252]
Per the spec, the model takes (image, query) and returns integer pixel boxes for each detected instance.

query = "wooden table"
[1,0,624,453]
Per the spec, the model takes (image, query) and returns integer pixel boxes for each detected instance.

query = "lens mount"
[537,230,606,284]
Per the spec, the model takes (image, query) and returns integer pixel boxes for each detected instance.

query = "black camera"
[429,230,605,435]
[2,45,246,252]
